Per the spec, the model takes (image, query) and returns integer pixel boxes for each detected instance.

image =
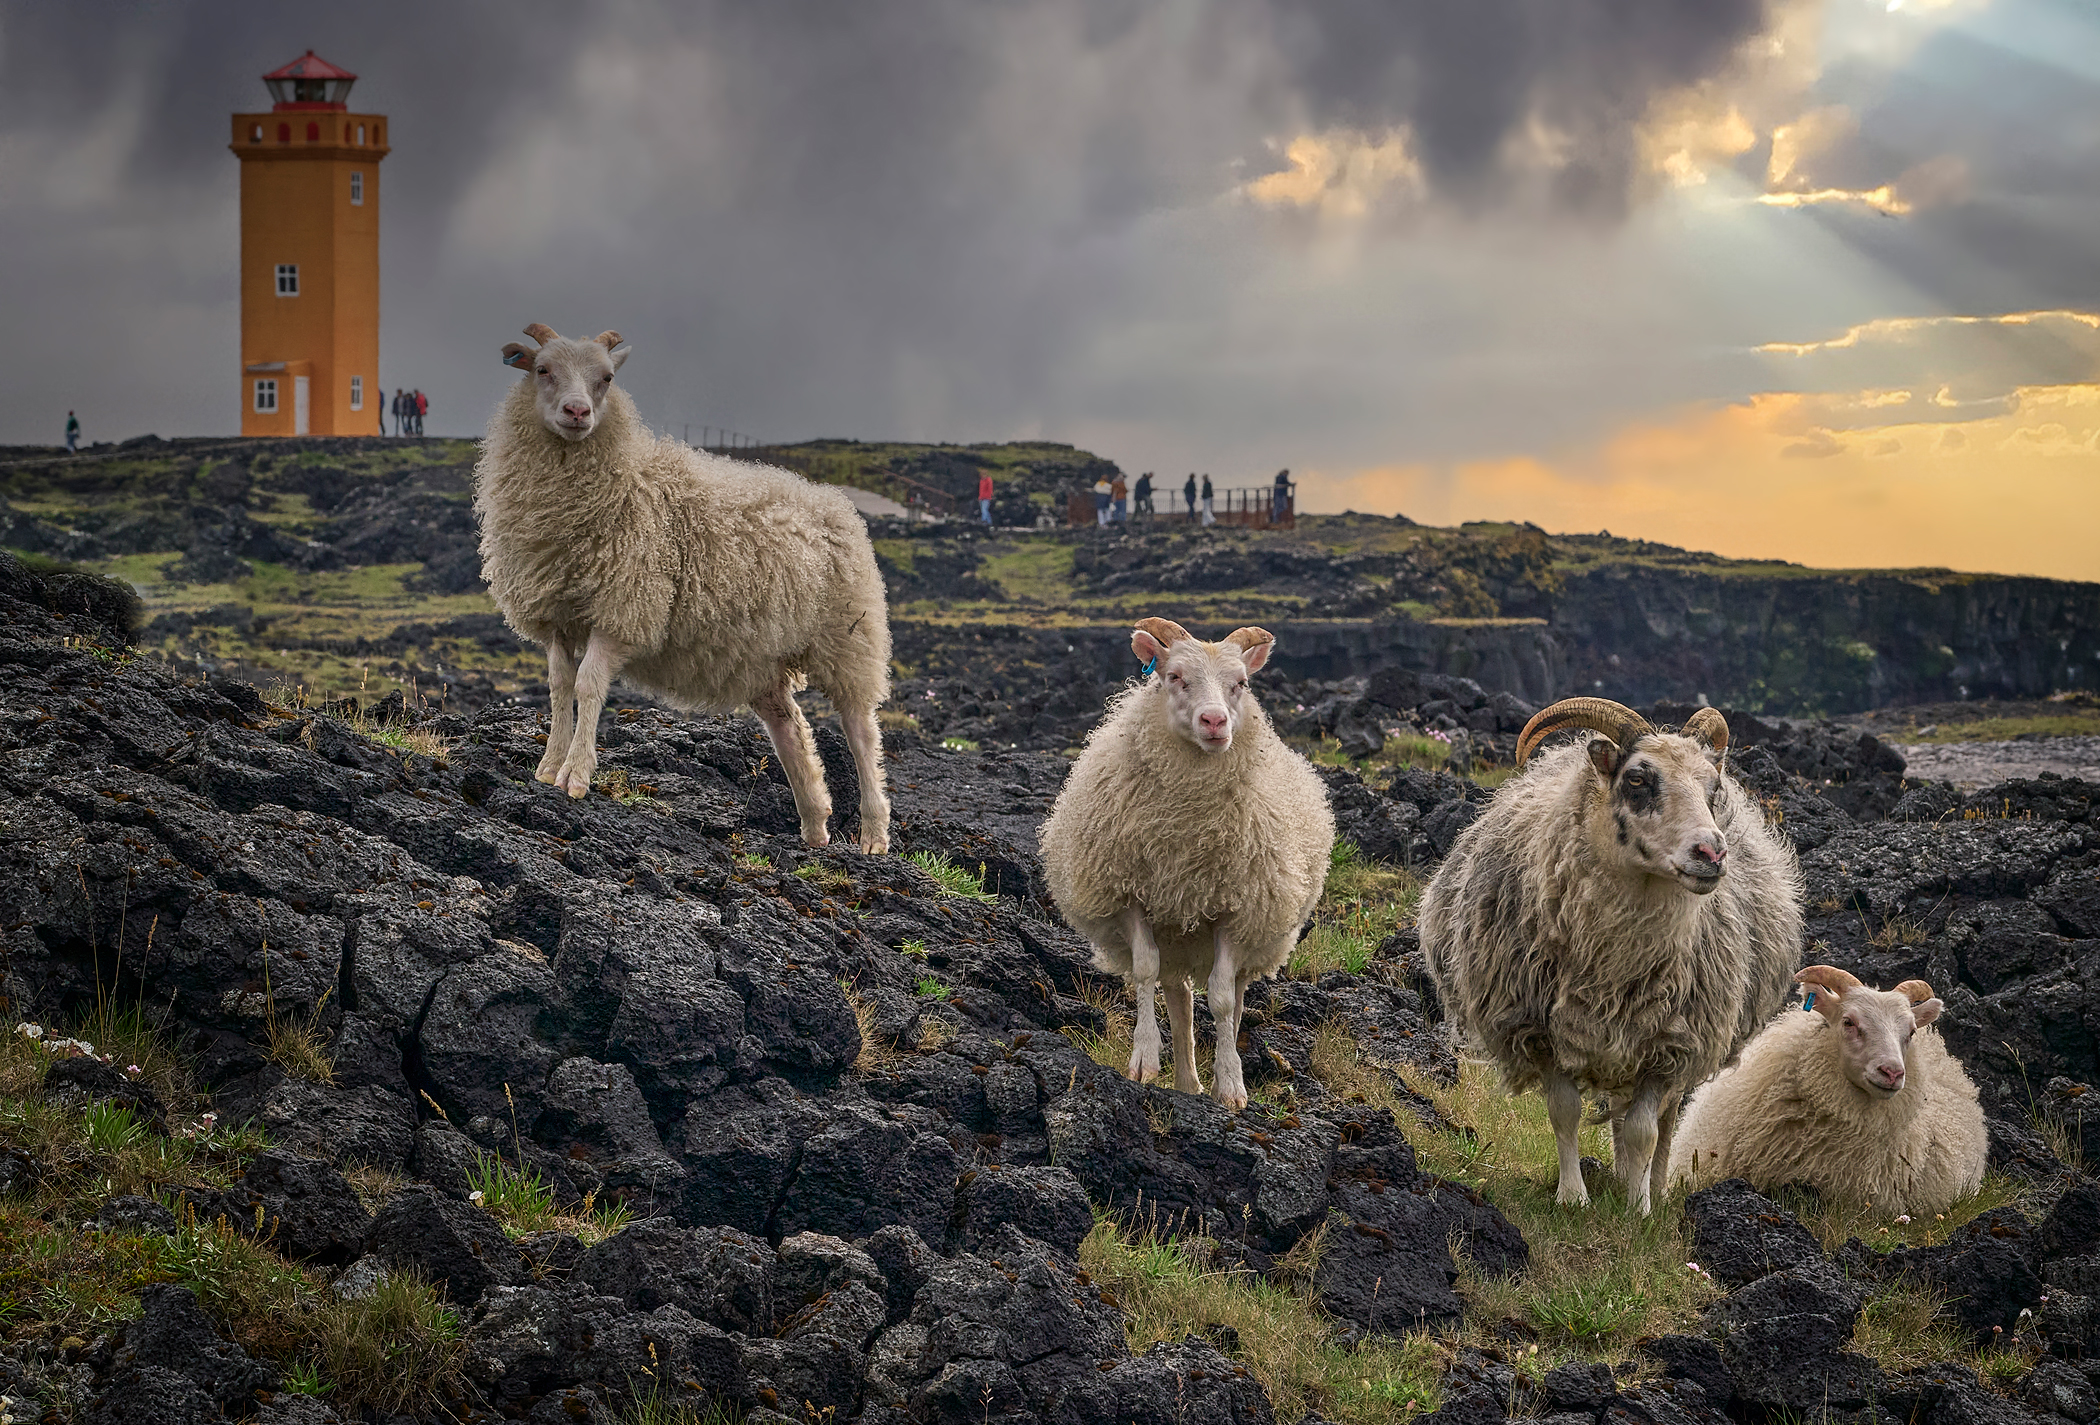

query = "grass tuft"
[1081,1216,1444,1425]
[1290,842,1420,981]
[906,850,997,901]
[464,1151,632,1245]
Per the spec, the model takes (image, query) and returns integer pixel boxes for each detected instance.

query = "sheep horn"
[1515,698,1654,767]
[1892,979,1936,1004]
[1795,965,1863,995]
[1134,617,1194,648]
[1682,706,1730,757]
[523,323,560,344]
[1224,627,1274,655]
[594,330,624,349]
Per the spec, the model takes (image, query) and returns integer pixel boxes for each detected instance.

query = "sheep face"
[500,325,631,442]
[1798,967,1945,1097]
[1130,617,1274,755]
[1589,731,1730,894]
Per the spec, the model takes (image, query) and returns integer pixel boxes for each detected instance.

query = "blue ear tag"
[1803,991,1816,1012]
[1140,657,1157,678]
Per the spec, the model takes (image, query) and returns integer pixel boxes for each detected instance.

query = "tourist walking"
[1111,473,1128,523]
[978,470,995,525]
[392,389,405,436]
[413,389,428,435]
[1201,473,1215,527]
[1183,473,1197,519]
[1093,477,1113,527]
[1134,472,1153,516]
[64,411,80,454]
[1272,468,1291,524]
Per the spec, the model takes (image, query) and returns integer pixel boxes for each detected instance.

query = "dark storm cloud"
[2,0,1783,450]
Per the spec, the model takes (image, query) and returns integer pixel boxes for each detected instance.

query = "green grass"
[1893,712,2100,743]
[915,976,951,1001]
[899,938,928,958]
[906,850,996,901]
[466,1151,632,1245]
[1290,841,1421,981]
[0,1021,466,1415]
[1081,1216,1445,1425]
[939,735,981,752]
[980,541,1079,605]
[794,861,852,891]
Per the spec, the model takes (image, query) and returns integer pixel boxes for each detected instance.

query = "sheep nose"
[1877,1063,1905,1090]
[1692,841,1727,866]
[562,401,592,420]
[1198,712,1228,739]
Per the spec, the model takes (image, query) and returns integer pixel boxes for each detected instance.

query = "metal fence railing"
[1068,486,1294,529]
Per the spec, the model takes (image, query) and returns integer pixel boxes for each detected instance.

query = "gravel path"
[1888,734,2100,788]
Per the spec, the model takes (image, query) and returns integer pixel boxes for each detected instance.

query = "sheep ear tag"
[501,343,534,370]
[1803,991,1815,1012]
[1139,657,1157,678]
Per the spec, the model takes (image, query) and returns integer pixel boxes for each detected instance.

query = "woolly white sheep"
[1419,698,1802,1214]
[474,324,893,851]
[1669,965,1987,1215]
[1038,617,1335,1110]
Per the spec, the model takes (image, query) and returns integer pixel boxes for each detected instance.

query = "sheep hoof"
[1212,1088,1248,1112]
[1555,1181,1591,1208]
[860,823,890,855]
[533,767,559,784]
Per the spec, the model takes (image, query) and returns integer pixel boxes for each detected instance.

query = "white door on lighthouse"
[294,376,311,435]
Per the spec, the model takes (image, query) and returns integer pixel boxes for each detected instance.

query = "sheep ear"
[501,343,535,371]
[1224,627,1275,674]
[1131,628,1167,670]
[608,343,631,373]
[1910,997,1944,1028]
[523,323,560,344]
[1586,737,1620,782]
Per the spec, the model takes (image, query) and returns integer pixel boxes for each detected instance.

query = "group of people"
[391,388,428,436]
[1088,469,1293,528]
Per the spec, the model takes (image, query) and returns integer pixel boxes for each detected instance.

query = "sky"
[1,0,2095,579]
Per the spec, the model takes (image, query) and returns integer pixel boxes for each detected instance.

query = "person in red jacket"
[413,389,428,436]
[978,471,995,525]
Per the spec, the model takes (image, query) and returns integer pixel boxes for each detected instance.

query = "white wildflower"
[15,1023,43,1040]
[469,1190,486,1206]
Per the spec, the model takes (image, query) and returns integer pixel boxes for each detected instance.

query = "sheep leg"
[1545,1070,1590,1207]
[535,637,579,783]
[840,703,892,854]
[554,631,628,798]
[1164,976,1202,1095]
[1612,1082,1666,1216]
[1648,1093,1681,1209]
[1123,908,1162,1083]
[1208,928,1247,1111]
[752,681,833,848]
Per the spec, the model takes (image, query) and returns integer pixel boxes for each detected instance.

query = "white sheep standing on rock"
[1419,698,1802,1214]
[1038,617,1335,1110]
[474,324,892,851]
[1669,965,1987,1215]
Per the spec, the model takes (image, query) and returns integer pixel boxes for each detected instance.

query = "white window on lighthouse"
[275,264,299,296]
[350,171,364,205]
[254,379,279,413]
[350,375,364,410]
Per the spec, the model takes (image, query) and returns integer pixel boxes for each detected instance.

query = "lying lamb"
[1420,698,1802,1214]
[475,324,893,851]
[1670,965,1987,1215]
[1039,618,1334,1110]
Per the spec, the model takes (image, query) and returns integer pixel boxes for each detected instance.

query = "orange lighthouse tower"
[230,51,388,436]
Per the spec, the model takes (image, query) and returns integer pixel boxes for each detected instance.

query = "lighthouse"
[230,51,388,437]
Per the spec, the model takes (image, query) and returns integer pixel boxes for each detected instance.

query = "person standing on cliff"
[1200,473,1215,526]
[1134,472,1153,517]
[1272,468,1291,525]
[978,470,995,525]
[1183,473,1197,520]
[1111,473,1128,524]
[64,411,80,454]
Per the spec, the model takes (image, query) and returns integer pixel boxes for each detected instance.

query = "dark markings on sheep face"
[1615,811,1629,845]
[1615,760,1663,815]
[1635,838,1651,858]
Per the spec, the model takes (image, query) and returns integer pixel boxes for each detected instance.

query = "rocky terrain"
[3,548,2099,1425]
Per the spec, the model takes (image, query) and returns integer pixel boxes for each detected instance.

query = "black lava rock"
[1683,1179,1823,1287]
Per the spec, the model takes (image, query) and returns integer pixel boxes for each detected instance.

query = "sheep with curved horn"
[1419,696,1801,1214]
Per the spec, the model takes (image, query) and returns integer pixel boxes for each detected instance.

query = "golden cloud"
[1303,383,2100,580]
[1757,308,2100,357]
[1242,129,1424,217]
